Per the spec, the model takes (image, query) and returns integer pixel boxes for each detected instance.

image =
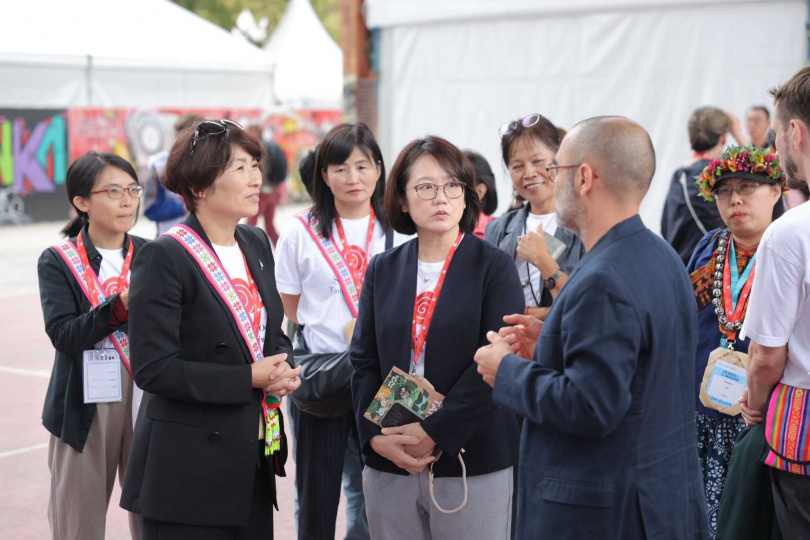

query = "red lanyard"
[722,251,756,341]
[410,231,463,370]
[240,251,262,338]
[334,209,376,294]
[693,152,712,161]
[76,232,133,306]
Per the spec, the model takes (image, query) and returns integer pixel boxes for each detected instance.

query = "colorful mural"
[0,107,341,225]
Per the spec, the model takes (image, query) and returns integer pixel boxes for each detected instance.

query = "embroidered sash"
[296,210,360,317]
[52,241,132,377]
[763,382,810,475]
[163,225,282,456]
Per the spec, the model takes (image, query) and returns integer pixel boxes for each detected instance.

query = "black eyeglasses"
[189,119,243,155]
[406,182,466,200]
[545,163,580,181]
[90,186,145,199]
[499,113,542,138]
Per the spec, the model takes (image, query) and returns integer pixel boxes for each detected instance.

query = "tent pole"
[86,54,93,105]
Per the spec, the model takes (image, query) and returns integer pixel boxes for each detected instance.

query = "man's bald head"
[564,116,656,200]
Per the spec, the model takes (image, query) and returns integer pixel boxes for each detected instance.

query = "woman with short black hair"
[352,135,524,539]
[120,119,300,540]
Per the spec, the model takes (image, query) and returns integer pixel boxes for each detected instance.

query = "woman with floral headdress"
[687,145,787,539]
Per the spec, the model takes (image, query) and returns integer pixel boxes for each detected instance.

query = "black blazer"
[37,227,148,452]
[350,233,525,478]
[120,214,292,529]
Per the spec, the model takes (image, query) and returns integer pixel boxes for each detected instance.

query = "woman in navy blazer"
[350,136,524,539]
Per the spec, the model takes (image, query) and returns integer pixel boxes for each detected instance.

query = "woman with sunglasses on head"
[120,119,301,540]
[351,136,524,539]
[686,146,786,539]
[37,152,147,540]
[485,114,584,321]
[274,123,400,540]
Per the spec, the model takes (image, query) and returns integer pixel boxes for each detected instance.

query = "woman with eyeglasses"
[37,152,147,540]
[686,145,786,539]
[351,136,524,539]
[484,114,584,321]
[120,119,301,540]
[274,123,399,540]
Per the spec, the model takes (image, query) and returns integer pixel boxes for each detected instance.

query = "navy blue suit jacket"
[493,216,709,540]
[351,233,525,477]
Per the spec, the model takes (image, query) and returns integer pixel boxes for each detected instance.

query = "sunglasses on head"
[499,114,542,138]
[189,119,244,155]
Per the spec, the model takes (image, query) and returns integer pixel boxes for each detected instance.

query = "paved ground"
[0,203,349,539]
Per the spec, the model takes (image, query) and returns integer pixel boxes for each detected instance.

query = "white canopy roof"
[263,0,343,109]
[0,0,276,108]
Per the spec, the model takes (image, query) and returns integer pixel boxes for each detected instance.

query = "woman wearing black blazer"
[38,152,147,540]
[120,120,301,539]
[351,136,524,539]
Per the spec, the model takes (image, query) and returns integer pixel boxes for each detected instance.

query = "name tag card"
[699,348,748,416]
[83,349,123,404]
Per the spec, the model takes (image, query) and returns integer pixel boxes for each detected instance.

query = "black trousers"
[289,402,359,540]
[771,468,810,540]
[140,444,274,540]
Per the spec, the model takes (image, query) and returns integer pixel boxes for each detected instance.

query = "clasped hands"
[251,353,302,397]
[474,313,543,388]
[738,389,764,428]
[371,422,437,474]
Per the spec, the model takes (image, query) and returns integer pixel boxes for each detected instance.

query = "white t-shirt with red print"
[212,243,268,349]
[408,260,443,378]
[275,214,390,354]
[95,247,129,350]
[96,246,142,423]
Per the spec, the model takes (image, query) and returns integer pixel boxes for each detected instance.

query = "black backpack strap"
[385,227,394,250]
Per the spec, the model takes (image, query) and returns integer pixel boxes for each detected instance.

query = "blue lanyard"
[728,238,756,310]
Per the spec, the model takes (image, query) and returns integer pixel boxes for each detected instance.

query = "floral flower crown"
[695,145,787,201]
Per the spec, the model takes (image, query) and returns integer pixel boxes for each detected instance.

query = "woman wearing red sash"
[351,136,524,539]
[686,145,786,538]
[120,120,301,540]
[274,123,395,540]
[37,152,147,540]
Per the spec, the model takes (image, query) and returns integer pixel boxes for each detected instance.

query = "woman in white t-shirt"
[37,152,148,540]
[275,123,394,540]
[484,114,585,320]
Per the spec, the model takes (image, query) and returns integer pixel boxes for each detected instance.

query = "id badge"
[699,347,748,416]
[82,349,123,404]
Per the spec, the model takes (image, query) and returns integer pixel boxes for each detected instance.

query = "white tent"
[263,0,343,109]
[0,0,275,108]
[366,0,807,232]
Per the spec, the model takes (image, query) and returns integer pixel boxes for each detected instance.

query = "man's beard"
[782,150,808,189]
[555,175,584,236]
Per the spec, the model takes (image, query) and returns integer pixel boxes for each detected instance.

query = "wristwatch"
[543,268,564,290]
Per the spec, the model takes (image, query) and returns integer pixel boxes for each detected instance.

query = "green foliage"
[172,0,341,46]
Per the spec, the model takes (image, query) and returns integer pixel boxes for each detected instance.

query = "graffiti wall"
[0,109,68,224]
[0,107,341,226]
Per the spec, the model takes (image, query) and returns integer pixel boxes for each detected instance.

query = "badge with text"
[699,347,748,416]
[83,349,123,404]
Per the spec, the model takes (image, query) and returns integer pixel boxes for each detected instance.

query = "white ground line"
[0,442,48,459]
[0,365,51,378]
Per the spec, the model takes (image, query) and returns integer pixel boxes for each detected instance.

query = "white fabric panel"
[366,0,772,28]
[375,1,806,233]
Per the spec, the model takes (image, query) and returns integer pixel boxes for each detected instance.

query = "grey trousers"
[362,465,512,540]
[48,362,139,540]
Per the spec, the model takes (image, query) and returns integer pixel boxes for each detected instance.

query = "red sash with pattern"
[763,383,810,475]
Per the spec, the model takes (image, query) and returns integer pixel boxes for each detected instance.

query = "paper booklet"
[364,367,445,428]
